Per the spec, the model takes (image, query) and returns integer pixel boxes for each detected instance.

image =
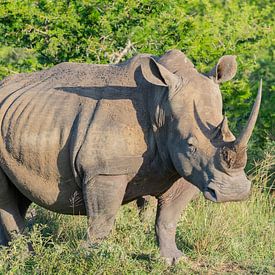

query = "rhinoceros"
[0,49,261,264]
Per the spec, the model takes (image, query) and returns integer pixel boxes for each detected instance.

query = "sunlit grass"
[0,148,273,274]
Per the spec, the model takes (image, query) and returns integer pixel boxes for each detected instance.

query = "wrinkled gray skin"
[0,50,261,264]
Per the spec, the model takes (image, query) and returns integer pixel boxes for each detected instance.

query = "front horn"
[235,79,262,148]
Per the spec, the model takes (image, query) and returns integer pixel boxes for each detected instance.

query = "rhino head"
[141,50,262,202]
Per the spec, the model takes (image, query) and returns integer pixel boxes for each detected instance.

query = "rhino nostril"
[205,187,217,201]
[204,187,218,202]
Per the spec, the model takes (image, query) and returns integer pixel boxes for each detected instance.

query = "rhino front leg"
[83,175,128,244]
[155,178,199,265]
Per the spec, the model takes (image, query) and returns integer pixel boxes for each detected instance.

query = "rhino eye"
[187,137,197,154]
[189,144,197,154]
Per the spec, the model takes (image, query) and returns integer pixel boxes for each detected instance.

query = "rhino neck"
[144,87,176,174]
[133,56,178,175]
[154,128,175,174]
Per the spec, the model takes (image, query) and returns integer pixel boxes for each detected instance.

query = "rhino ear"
[208,55,237,84]
[140,56,180,88]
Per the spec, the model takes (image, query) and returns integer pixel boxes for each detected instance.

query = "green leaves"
[0,0,273,156]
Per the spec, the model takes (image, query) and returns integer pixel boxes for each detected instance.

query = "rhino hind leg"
[136,195,156,223]
[0,169,29,246]
[18,195,32,219]
[0,222,8,246]
[83,175,128,244]
[155,178,199,265]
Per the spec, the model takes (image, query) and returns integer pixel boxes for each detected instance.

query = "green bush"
[0,0,273,156]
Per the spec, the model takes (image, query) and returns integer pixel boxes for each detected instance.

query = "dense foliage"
[0,0,274,157]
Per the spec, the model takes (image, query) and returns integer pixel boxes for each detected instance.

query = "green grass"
[0,149,273,274]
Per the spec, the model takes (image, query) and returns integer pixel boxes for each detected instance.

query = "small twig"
[113,40,134,64]
[25,25,49,36]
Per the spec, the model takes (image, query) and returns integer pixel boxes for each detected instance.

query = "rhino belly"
[0,85,88,214]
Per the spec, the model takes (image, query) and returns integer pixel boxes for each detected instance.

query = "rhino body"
[0,50,261,264]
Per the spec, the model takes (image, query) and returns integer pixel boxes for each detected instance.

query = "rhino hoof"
[162,249,186,265]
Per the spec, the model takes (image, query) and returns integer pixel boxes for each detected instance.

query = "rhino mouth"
[204,187,218,202]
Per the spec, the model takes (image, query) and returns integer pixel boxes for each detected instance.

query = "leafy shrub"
[0,0,274,158]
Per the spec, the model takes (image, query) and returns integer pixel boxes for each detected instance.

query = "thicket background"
[0,0,274,274]
[0,0,274,155]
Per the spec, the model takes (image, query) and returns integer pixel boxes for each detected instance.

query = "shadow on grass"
[25,207,59,237]
[130,253,157,273]
[176,234,195,254]
[24,206,87,250]
[131,253,152,262]
[130,237,194,264]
